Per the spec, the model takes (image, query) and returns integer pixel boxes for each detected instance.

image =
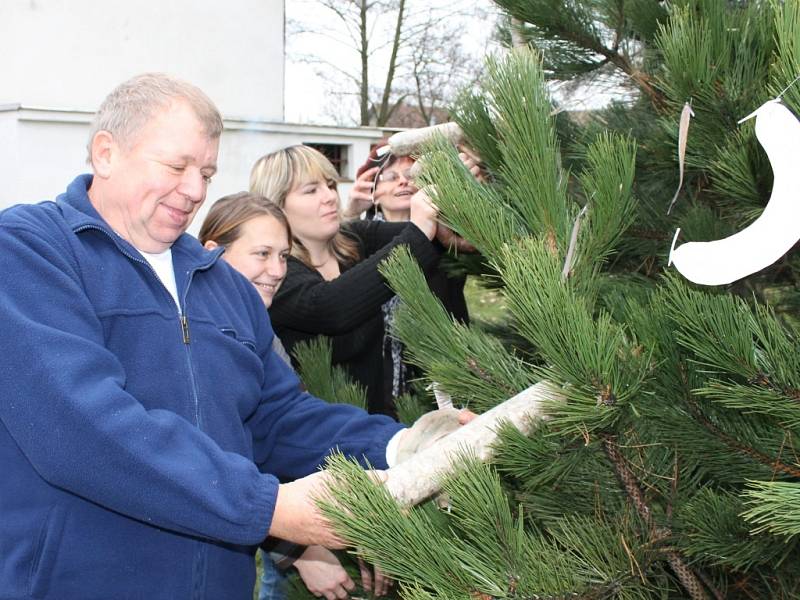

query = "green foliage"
[415,139,527,260]
[575,131,638,272]
[494,0,615,77]
[393,392,429,426]
[452,90,504,176]
[319,453,493,598]
[500,238,652,436]
[768,0,800,113]
[379,246,537,412]
[293,336,367,410]
[654,1,779,217]
[678,487,795,570]
[317,4,800,597]
[486,51,572,249]
[660,275,759,379]
[742,480,800,539]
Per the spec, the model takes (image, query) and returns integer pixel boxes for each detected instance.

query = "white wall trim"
[6,105,386,138]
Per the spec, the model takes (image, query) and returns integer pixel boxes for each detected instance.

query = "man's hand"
[269,471,346,549]
[345,166,379,218]
[295,545,355,600]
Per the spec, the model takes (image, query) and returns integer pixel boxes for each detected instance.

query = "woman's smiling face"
[221,214,290,307]
[373,156,417,220]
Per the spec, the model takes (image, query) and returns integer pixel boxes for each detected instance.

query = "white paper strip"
[669,100,800,285]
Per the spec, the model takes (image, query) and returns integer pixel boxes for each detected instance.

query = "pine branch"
[496,0,666,108]
[318,454,477,597]
[679,487,796,571]
[683,396,800,480]
[696,381,800,431]
[379,245,537,412]
[452,90,504,176]
[769,0,800,114]
[499,238,652,436]
[742,481,800,539]
[293,336,368,410]
[602,436,716,600]
[487,50,572,248]
[661,275,759,379]
[574,131,638,272]
[414,139,527,262]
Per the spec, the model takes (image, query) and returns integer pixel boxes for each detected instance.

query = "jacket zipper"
[181,315,191,344]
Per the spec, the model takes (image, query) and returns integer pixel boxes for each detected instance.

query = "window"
[304,143,350,179]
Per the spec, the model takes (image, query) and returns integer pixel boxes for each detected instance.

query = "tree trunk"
[376,0,406,126]
[359,0,370,126]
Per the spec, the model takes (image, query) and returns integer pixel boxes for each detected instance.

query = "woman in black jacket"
[250,145,443,417]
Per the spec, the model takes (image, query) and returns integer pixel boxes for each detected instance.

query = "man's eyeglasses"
[378,168,413,183]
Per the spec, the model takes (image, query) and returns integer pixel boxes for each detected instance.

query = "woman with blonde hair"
[250,145,443,417]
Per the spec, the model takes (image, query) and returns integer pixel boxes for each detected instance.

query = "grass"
[464,275,509,326]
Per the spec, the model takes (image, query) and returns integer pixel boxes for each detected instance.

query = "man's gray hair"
[86,73,224,163]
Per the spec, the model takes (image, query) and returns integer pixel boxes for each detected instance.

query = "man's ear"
[90,130,116,179]
[203,240,219,251]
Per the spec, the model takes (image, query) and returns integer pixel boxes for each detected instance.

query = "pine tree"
[315,1,800,598]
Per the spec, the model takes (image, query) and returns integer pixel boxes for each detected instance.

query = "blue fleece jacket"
[0,175,404,600]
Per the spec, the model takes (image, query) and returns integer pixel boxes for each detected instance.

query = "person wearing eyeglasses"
[371,156,416,221]
[344,143,474,404]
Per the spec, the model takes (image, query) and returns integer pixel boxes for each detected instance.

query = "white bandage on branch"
[378,122,464,157]
[384,381,564,507]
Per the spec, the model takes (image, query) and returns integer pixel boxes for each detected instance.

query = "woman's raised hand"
[457,145,487,183]
[345,166,379,218]
[409,188,439,240]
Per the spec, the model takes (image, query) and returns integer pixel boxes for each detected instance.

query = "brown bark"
[603,436,716,600]
[376,0,406,125]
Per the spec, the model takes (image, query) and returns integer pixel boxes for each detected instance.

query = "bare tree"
[287,0,495,126]
[406,19,487,126]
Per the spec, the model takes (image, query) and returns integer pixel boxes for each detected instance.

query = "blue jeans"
[258,549,288,600]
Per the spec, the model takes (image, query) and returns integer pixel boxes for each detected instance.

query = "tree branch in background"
[376,0,405,125]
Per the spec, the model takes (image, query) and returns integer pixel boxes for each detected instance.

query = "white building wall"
[0,0,285,121]
[0,0,386,230]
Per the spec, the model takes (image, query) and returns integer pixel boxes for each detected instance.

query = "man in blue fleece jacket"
[0,73,406,600]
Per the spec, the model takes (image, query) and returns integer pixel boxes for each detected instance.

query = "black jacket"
[270,220,443,415]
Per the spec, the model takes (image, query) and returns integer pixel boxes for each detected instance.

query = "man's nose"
[177,169,206,202]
